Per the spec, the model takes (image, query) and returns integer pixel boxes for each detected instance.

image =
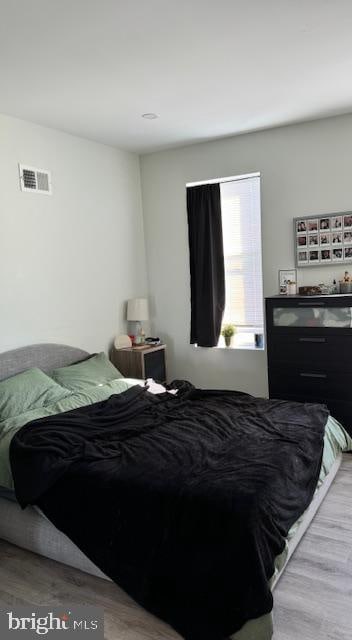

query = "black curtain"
[187,183,225,347]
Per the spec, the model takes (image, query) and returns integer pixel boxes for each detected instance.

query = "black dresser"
[266,295,352,435]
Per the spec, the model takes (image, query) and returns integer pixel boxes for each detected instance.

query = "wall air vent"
[19,164,52,194]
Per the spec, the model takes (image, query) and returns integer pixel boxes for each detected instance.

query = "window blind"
[220,176,263,329]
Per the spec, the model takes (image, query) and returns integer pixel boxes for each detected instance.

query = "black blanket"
[10,384,328,640]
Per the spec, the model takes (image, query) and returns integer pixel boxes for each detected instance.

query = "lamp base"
[127,321,145,345]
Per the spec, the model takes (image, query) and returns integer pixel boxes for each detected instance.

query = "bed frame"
[0,344,107,579]
[0,343,342,640]
[0,343,89,382]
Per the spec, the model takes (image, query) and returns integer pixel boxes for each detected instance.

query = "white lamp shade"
[127,298,149,321]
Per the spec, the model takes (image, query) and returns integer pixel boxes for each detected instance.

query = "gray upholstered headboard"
[0,344,90,381]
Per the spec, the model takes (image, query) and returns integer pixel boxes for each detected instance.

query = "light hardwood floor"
[273,453,352,640]
[0,454,351,640]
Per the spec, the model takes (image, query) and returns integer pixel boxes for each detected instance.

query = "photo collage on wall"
[295,213,352,267]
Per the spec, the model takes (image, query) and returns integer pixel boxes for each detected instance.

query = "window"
[186,172,263,349]
[219,174,264,348]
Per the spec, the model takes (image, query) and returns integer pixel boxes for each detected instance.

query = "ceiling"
[1,0,352,154]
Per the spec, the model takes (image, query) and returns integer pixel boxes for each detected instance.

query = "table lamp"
[127,298,149,344]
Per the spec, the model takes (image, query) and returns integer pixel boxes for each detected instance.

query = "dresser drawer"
[269,368,352,401]
[267,335,352,372]
[266,297,352,335]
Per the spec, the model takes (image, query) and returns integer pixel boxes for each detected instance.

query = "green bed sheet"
[0,377,142,489]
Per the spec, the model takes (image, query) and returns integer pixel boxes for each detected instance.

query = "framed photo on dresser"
[278,269,297,295]
[294,211,352,267]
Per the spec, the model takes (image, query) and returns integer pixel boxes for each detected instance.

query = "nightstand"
[111,344,167,383]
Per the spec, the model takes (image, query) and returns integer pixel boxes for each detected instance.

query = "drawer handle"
[300,372,327,379]
[298,337,326,343]
[298,302,325,306]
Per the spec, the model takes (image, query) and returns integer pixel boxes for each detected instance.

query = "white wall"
[0,113,148,353]
[140,114,352,396]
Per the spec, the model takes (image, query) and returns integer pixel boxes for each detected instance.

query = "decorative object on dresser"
[298,285,325,296]
[266,295,352,435]
[339,271,352,293]
[111,344,167,383]
[279,269,297,295]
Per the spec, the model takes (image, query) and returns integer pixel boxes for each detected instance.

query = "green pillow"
[0,368,70,423]
[51,352,123,391]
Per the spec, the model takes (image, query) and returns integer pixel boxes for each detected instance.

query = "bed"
[0,343,350,640]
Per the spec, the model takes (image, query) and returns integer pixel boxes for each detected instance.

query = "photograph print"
[344,214,352,229]
[319,217,330,230]
[332,232,342,244]
[321,249,331,261]
[296,220,307,234]
[320,233,330,245]
[297,235,307,247]
[308,234,318,246]
[308,219,318,232]
[332,216,342,229]
[297,250,308,265]
[309,250,319,262]
[332,247,343,261]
